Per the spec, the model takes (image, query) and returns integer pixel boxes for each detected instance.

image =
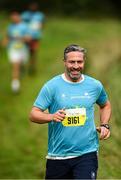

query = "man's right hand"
[52,109,66,122]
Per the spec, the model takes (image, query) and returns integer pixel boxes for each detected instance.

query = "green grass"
[0,15,121,179]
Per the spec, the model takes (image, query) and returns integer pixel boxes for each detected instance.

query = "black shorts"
[45,151,98,179]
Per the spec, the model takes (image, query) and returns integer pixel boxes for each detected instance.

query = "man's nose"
[73,62,79,68]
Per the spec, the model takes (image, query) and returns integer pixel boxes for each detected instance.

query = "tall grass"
[0,15,121,179]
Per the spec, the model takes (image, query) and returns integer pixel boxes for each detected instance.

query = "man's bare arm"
[96,100,111,140]
[30,107,66,124]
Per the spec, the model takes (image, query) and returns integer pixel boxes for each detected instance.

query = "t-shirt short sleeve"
[33,84,52,110]
[96,84,108,106]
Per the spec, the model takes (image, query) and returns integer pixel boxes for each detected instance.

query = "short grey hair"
[64,44,86,60]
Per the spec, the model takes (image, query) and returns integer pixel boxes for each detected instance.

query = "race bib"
[13,42,24,49]
[62,108,86,127]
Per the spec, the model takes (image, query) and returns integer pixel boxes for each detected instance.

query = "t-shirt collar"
[61,73,84,84]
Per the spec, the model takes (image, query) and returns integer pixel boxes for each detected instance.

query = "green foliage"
[0,0,120,18]
[0,15,121,179]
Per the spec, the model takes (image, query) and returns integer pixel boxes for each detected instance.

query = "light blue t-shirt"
[34,74,108,157]
[7,22,29,50]
[21,11,45,39]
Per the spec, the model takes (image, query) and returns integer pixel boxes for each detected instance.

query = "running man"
[3,11,30,93]
[21,2,45,74]
[30,44,111,179]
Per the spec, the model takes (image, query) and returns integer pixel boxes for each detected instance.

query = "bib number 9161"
[62,108,86,127]
[68,116,79,124]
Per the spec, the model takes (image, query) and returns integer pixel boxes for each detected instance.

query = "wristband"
[100,124,110,130]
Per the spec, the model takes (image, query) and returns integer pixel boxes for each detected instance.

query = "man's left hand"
[96,126,110,140]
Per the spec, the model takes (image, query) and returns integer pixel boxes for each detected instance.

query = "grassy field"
[0,15,121,179]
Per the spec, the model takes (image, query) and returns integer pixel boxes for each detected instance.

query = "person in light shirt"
[30,44,111,179]
[4,11,30,93]
[21,2,45,74]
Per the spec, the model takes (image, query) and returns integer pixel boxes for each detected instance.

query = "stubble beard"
[67,70,83,82]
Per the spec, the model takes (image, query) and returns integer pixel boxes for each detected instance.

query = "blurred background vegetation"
[0,0,121,179]
[0,0,121,18]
